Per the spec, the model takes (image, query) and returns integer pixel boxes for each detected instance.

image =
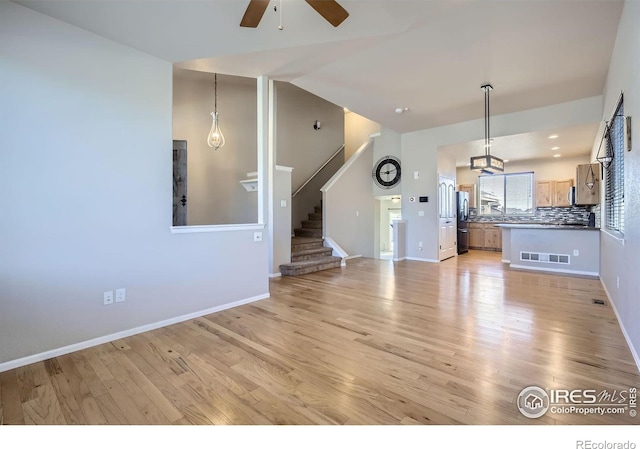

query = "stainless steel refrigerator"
[456,191,469,254]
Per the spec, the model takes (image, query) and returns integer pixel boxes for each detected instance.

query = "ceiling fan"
[240,0,349,28]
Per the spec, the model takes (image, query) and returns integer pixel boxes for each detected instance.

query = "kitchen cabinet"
[554,179,574,207]
[469,224,484,249]
[458,184,476,208]
[468,223,501,251]
[576,163,600,205]
[484,227,502,250]
[535,179,574,207]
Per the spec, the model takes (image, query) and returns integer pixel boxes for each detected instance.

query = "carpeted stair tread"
[301,220,323,229]
[291,247,333,262]
[291,237,324,251]
[294,228,323,238]
[307,212,322,221]
[314,206,322,213]
[280,256,342,276]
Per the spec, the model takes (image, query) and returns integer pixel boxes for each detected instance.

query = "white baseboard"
[269,272,281,278]
[0,292,270,373]
[393,257,406,262]
[509,264,598,277]
[405,257,439,263]
[502,259,511,264]
[601,279,640,373]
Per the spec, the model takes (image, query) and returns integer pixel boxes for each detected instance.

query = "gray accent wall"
[323,142,376,258]
[595,0,640,366]
[0,3,269,365]
[274,82,345,229]
[173,69,258,225]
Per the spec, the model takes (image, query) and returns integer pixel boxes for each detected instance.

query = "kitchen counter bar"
[496,223,599,231]
[498,225,600,276]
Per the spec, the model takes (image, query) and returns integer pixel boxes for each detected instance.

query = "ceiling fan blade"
[240,0,270,28]
[305,0,349,27]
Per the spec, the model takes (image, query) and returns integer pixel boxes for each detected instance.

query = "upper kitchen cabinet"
[575,163,600,205]
[458,184,476,208]
[554,179,574,207]
[535,179,574,207]
[536,180,553,207]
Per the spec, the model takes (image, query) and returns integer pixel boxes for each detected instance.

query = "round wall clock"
[373,155,401,189]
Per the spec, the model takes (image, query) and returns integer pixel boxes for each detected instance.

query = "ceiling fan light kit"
[470,84,504,174]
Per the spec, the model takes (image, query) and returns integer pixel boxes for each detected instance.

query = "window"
[478,172,534,216]
[604,97,625,235]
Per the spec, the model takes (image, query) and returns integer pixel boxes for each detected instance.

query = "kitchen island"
[496,223,600,277]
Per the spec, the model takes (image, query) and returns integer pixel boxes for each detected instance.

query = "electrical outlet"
[103,291,114,305]
[253,232,262,242]
[115,288,126,303]
[414,171,419,180]
[573,250,579,256]
[418,211,424,216]
[419,241,423,251]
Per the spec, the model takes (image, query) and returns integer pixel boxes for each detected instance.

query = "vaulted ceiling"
[19,0,622,135]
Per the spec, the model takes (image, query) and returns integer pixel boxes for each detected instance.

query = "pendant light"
[207,73,225,150]
[470,84,504,173]
[585,163,596,190]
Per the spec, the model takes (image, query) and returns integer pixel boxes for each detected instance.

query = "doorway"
[378,196,401,260]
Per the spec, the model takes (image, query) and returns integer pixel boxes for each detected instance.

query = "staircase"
[279,205,342,276]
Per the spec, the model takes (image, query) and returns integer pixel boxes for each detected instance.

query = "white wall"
[0,3,269,366]
[345,111,380,160]
[401,96,603,261]
[270,166,292,277]
[594,0,640,367]
[456,155,591,186]
[323,141,376,258]
[173,69,258,225]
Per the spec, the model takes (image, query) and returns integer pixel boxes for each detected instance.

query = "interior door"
[172,140,187,226]
[438,176,457,260]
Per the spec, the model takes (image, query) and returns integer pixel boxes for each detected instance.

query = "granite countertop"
[495,223,600,231]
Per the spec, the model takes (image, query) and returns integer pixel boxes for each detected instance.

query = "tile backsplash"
[469,205,593,224]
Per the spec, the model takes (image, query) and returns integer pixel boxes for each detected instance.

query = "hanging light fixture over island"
[470,84,504,174]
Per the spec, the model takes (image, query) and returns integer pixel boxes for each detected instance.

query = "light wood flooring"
[1,251,639,425]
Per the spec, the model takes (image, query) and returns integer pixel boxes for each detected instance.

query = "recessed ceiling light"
[395,107,409,114]
[553,154,561,158]
[551,146,560,150]
[548,134,559,139]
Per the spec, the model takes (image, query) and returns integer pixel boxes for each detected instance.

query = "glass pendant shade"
[207,112,225,150]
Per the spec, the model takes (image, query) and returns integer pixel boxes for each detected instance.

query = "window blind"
[478,172,533,216]
[605,97,625,234]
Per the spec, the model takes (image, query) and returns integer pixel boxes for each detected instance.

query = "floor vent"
[592,299,607,306]
[520,252,570,264]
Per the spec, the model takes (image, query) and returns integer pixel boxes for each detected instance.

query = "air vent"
[520,252,570,264]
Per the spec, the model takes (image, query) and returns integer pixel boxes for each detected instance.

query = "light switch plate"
[115,288,126,303]
[418,211,425,216]
[280,200,287,208]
